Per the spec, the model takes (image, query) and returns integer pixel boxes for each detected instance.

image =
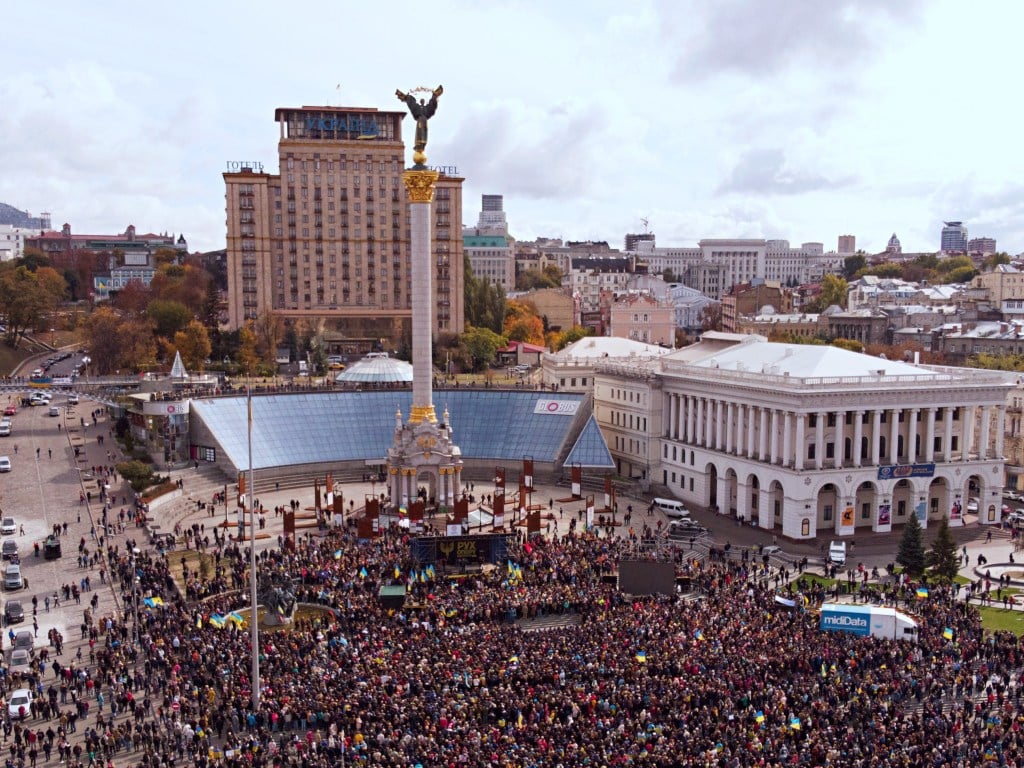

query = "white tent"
[170,351,189,380]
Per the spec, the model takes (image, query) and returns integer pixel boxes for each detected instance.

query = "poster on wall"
[841,506,855,527]
[949,500,963,527]
[876,503,892,533]
[915,500,928,528]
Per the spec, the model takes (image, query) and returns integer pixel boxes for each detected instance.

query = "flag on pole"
[755,711,765,724]
[789,717,801,730]
[916,587,929,599]
[209,614,226,629]
[635,651,647,663]
[358,567,368,579]
[943,627,954,641]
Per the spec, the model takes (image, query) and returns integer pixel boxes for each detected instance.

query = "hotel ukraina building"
[583,333,1011,541]
[224,104,464,345]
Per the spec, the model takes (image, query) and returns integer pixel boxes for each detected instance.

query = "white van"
[48,405,60,417]
[654,498,690,518]
[828,540,847,566]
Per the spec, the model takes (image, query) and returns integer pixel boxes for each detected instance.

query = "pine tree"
[927,515,960,580]
[897,512,926,577]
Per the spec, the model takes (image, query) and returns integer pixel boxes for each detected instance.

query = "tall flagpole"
[247,386,260,711]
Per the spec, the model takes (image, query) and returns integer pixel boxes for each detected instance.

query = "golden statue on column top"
[395,85,443,167]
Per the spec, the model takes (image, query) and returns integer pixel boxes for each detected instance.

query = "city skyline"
[0,1,1021,255]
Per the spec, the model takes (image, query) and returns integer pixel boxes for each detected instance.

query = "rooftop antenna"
[334,83,341,106]
[641,217,650,234]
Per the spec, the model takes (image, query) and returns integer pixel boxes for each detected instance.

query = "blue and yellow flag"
[209,614,226,629]
[359,566,368,579]
[755,711,765,724]
[916,587,929,599]
[943,627,954,641]
[790,717,801,730]
[635,651,647,664]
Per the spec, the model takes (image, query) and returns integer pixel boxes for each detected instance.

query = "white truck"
[819,603,918,642]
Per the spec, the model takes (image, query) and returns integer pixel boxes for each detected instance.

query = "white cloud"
[0,0,1019,256]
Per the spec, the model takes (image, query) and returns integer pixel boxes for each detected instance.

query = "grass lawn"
[0,344,35,377]
[168,549,215,594]
[792,573,838,589]
[978,605,1024,635]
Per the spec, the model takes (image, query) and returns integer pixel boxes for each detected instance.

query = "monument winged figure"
[395,85,443,155]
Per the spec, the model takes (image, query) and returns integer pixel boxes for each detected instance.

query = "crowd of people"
[0,521,1011,768]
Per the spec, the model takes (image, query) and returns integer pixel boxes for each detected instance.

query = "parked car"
[0,518,15,536]
[761,545,784,556]
[828,540,847,566]
[667,519,707,536]
[4,599,24,624]
[1,540,17,561]
[2,405,15,417]
[67,393,79,405]
[9,648,30,674]
[4,564,22,590]
[0,421,10,437]
[12,630,31,652]
[7,688,31,720]
[43,536,61,560]
[0,457,10,473]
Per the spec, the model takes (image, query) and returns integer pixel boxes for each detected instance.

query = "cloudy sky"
[1,1,1021,255]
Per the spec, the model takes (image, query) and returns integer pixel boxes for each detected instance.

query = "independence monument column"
[386,85,462,514]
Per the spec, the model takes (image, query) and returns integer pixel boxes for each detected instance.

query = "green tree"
[926,515,960,580]
[842,254,866,279]
[463,254,506,333]
[460,326,506,372]
[897,512,926,577]
[173,320,212,372]
[983,252,1011,270]
[515,265,562,291]
[146,299,192,340]
[0,264,66,347]
[700,303,722,332]
[967,352,1024,371]
[831,338,864,353]
[236,323,259,375]
[807,274,848,312]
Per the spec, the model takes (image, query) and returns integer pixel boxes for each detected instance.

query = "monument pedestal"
[387,407,463,510]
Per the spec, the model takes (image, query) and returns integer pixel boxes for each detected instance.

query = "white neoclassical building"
[595,335,1012,541]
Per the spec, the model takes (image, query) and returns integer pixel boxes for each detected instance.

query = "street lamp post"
[131,547,141,648]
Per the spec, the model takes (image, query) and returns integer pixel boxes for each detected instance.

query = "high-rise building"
[477,194,508,234]
[968,237,997,255]
[224,104,465,344]
[941,221,968,254]
[838,234,856,254]
[624,232,656,252]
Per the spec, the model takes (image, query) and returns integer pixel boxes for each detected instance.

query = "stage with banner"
[410,533,513,566]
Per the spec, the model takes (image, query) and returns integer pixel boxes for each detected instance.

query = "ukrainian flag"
[635,651,647,664]
[790,717,801,730]
[755,711,765,724]
[228,611,245,626]
[358,566,368,579]
[694,629,704,641]
[426,565,436,579]
[333,549,343,560]
[394,565,401,579]
[916,587,929,599]
[209,614,226,629]
[943,627,954,641]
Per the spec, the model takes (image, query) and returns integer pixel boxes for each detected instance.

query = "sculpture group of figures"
[258,573,297,625]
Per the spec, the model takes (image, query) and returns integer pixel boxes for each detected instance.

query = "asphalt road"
[0,390,125,662]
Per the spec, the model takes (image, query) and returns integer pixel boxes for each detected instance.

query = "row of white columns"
[389,467,462,507]
[663,394,1006,468]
